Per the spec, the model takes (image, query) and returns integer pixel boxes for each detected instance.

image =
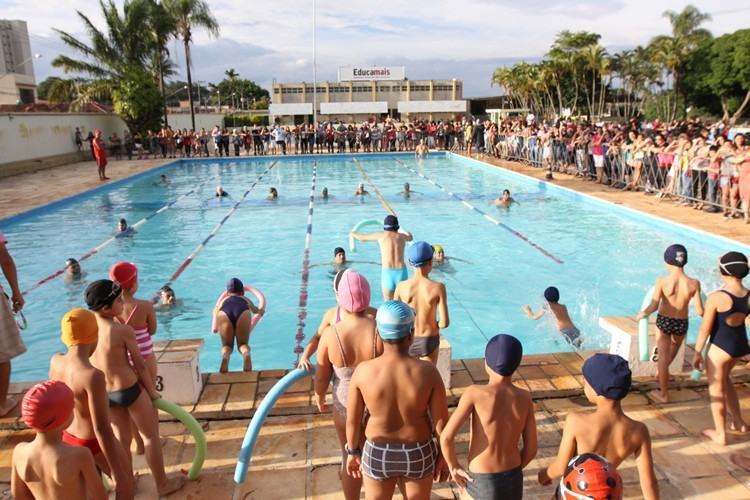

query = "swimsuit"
[108,382,142,408]
[124,305,153,360]
[656,314,689,337]
[466,467,523,500]
[220,295,251,329]
[408,335,440,358]
[709,290,750,358]
[560,326,583,349]
[331,323,378,416]
[362,439,438,481]
[381,267,409,292]
[62,431,102,456]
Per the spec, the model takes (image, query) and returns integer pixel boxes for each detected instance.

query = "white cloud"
[3,0,747,96]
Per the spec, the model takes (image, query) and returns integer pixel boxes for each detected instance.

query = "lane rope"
[22,176,216,296]
[394,158,563,264]
[293,162,318,362]
[353,157,397,216]
[150,161,278,303]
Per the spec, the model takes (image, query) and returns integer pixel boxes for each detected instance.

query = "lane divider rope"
[293,162,318,362]
[353,157,397,216]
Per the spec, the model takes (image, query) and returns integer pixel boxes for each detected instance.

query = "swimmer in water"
[267,187,279,200]
[308,247,378,273]
[415,138,429,158]
[522,287,583,350]
[431,244,472,273]
[495,189,518,207]
[63,258,83,281]
[153,174,170,187]
[115,218,136,238]
[215,185,230,198]
[354,183,369,196]
[159,286,178,306]
[398,182,421,198]
[321,187,330,200]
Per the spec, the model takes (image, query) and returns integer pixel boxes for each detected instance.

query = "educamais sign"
[338,66,405,82]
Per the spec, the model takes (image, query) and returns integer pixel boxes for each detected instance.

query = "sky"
[2,0,748,97]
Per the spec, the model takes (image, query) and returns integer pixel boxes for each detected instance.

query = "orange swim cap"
[60,308,98,347]
[22,380,74,432]
[109,261,138,289]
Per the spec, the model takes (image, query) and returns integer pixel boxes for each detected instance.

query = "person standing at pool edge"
[0,230,26,416]
[350,215,413,300]
[93,129,109,181]
[636,244,703,404]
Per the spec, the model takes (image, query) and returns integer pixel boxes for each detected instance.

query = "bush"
[223,113,268,127]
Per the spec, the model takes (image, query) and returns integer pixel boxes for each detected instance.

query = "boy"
[538,353,658,500]
[440,334,537,500]
[49,308,133,499]
[12,380,106,500]
[636,244,703,403]
[522,287,582,349]
[394,241,449,363]
[85,279,185,497]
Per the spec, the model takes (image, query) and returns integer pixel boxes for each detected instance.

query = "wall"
[166,112,224,132]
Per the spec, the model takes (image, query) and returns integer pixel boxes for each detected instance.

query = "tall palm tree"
[581,44,607,119]
[147,0,177,127]
[164,0,219,130]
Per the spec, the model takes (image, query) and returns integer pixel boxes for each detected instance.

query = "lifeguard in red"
[92,129,109,180]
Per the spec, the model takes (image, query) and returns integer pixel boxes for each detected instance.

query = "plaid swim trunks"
[361,439,438,481]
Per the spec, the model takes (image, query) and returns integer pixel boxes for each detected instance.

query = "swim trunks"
[362,439,438,480]
[655,314,689,336]
[466,467,523,500]
[62,431,102,456]
[381,267,409,292]
[108,382,142,408]
[560,326,583,349]
[408,335,440,358]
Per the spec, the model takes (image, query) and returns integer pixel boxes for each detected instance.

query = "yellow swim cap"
[434,245,443,253]
[61,308,98,347]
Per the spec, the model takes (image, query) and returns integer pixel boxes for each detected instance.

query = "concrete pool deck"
[1,154,750,497]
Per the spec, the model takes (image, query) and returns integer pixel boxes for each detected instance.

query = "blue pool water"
[2,153,748,381]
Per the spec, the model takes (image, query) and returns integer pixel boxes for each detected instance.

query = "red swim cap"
[559,453,623,500]
[22,380,74,432]
[109,261,138,289]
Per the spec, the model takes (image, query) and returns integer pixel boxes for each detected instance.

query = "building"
[270,66,466,124]
[0,20,36,105]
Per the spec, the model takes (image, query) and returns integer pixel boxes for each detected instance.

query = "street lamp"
[166,85,188,100]
[0,53,43,77]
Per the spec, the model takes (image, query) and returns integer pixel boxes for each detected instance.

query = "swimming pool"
[3,153,748,381]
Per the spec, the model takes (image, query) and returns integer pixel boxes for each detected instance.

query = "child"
[85,279,185,496]
[692,252,750,445]
[440,334,537,500]
[538,354,658,500]
[394,241,449,363]
[12,380,106,500]
[522,286,582,349]
[636,244,703,403]
[49,308,133,499]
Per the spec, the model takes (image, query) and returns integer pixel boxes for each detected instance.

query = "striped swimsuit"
[125,305,154,360]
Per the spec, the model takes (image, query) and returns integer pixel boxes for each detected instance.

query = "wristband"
[345,445,362,456]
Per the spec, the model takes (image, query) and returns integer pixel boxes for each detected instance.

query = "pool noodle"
[211,286,266,333]
[153,398,206,480]
[349,219,381,253]
[638,286,655,362]
[691,292,709,380]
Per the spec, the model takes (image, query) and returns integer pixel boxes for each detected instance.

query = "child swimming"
[522,287,583,349]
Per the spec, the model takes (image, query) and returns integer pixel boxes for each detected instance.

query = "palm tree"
[146,0,176,127]
[581,44,607,119]
[225,68,239,108]
[164,0,219,130]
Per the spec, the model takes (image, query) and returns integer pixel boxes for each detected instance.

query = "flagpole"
[312,0,318,134]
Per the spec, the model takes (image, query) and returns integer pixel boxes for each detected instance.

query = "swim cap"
[544,286,560,303]
[376,300,414,340]
[22,380,74,432]
[119,218,127,225]
[582,353,631,400]
[85,279,121,311]
[334,247,345,256]
[408,241,434,267]
[337,270,371,313]
[664,244,688,268]
[404,182,410,189]
[109,261,138,289]
[227,277,244,293]
[64,258,78,267]
[384,214,399,231]
[433,245,443,253]
[719,251,749,279]
[61,308,98,347]
[559,453,623,500]
[485,334,523,376]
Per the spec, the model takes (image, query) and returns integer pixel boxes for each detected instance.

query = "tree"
[37,77,64,101]
[214,75,270,110]
[146,0,177,127]
[164,0,219,130]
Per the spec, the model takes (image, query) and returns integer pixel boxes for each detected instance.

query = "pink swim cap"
[22,380,74,432]
[337,269,371,313]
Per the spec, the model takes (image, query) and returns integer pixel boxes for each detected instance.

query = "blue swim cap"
[384,215,399,231]
[376,300,414,340]
[544,286,560,303]
[582,353,632,400]
[408,241,434,267]
[227,277,244,294]
[664,244,687,268]
[485,334,523,376]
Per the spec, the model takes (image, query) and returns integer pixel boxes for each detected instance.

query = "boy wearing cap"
[539,353,658,500]
[523,287,582,350]
[345,300,449,499]
[49,308,133,499]
[350,215,413,300]
[85,279,185,497]
[12,380,107,500]
[636,244,703,403]
[440,334,537,500]
[394,241,449,363]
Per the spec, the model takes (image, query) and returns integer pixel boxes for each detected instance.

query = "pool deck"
[1,154,750,497]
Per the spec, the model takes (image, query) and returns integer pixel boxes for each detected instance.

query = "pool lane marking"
[150,161,278,303]
[393,158,563,265]
[293,162,318,362]
[22,176,216,296]
[353,157,397,216]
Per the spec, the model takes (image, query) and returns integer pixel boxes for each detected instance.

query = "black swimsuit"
[220,295,250,329]
[709,290,750,358]
[108,382,142,408]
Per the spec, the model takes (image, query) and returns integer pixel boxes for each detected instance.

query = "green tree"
[164,0,219,130]
[112,68,164,132]
[214,75,270,110]
[37,77,64,101]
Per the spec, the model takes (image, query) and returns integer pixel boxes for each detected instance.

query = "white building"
[0,20,37,105]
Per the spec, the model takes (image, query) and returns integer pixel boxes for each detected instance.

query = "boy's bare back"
[13,442,97,500]
[547,302,574,331]
[49,355,100,437]
[564,409,650,468]
[377,232,408,268]
[394,277,445,336]
[654,274,700,318]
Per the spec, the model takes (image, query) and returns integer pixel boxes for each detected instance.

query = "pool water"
[2,153,747,381]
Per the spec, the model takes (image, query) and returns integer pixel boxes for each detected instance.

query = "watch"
[345,444,362,456]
